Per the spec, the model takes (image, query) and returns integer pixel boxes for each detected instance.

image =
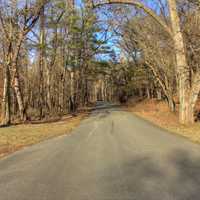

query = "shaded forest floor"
[0,113,88,158]
[126,99,200,144]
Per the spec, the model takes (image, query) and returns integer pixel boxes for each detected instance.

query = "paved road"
[1,104,200,200]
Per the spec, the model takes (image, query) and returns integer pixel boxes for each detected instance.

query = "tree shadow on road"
[98,149,200,200]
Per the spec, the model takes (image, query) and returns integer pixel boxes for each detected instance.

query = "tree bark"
[38,6,45,119]
[1,65,11,126]
[146,87,151,99]
[46,66,51,111]
[187,72,200,123]
[166,93,176,112]
[156,89,162,100]
[13,69,27,121]
[168,0,191,124]
[69,70,76,113]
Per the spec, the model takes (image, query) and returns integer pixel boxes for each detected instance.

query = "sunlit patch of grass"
[168,123,200,144]
[0,114,87,158]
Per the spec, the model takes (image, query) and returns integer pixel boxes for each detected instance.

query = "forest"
[1,1,200,199]
[0,0,200,126]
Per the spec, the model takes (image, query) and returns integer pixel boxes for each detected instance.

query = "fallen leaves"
[127,99,200,144]
[0,113,87,158]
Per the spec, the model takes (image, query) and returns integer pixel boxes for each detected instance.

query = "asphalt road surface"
[1,103,200,200]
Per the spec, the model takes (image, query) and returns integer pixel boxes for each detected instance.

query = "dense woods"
[0,0,114,125]
[0,0,200,125]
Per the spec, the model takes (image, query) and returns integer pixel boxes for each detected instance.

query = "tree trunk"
[166,94,176,112]
[38,6,45,119]
[186,72,200,123]
[168,0,190,124]
[46,66,51,112]
[146,87,151,99]
[1,65,11,126]
[146,61,176,112]
[139,88,143,97]
[69,70,76,113]
[13,69,27,121]
[156,89,162,100]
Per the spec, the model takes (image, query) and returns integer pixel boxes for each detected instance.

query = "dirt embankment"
[126,99,200,144]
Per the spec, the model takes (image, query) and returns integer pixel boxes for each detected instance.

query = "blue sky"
[74,0,168,61]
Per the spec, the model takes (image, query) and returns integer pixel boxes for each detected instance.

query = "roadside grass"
[126,99,200,144]
[0,113,87,158]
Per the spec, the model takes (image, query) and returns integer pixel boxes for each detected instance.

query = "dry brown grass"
[0,113,87,158]
[126,99,200,144]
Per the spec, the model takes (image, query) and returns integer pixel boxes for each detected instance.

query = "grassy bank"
[0,113,87,158]
[126,99,200,144]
